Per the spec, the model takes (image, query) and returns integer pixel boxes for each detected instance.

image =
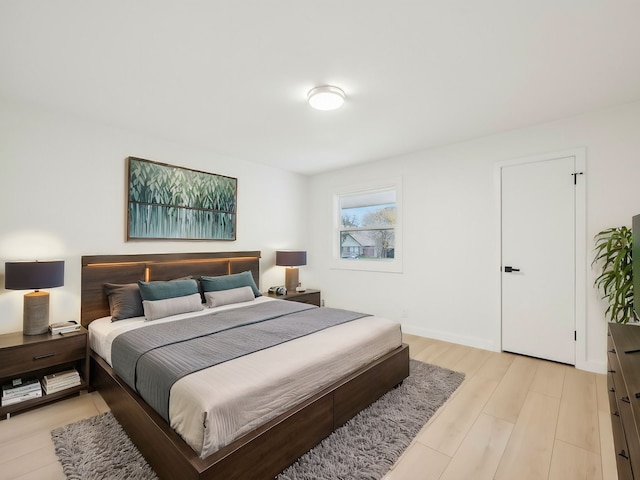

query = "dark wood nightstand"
[266,289,321,307]
[0,327,90,419]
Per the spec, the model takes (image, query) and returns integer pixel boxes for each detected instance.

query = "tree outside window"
[339,189,396,260]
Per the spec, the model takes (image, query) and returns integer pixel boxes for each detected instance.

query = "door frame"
[495,148,586,368]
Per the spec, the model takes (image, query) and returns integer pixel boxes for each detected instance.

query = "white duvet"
[89,297,402,459]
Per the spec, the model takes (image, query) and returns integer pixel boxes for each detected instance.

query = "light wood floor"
[0,391,109,479]
[0,334,617,480]
[384,334,617,480]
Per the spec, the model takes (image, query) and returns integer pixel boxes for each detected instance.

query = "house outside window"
[333,179,402,273]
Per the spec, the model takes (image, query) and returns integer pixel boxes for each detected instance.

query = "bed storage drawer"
[334,343,410,427]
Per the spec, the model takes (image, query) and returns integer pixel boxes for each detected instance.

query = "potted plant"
[593,226,634,323]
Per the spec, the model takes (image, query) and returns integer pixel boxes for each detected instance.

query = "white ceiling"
[2,1,640,175]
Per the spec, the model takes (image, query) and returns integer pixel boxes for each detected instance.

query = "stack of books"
[49,320,80,335]
[1,378,43,406]
[42,369,81,394]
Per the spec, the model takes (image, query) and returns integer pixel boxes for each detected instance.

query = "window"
[333,180,402,273]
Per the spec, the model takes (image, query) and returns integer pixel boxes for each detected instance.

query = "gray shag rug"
[52,360,463,480]
[51,412,158,480]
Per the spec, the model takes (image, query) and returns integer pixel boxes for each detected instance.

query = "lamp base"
[285,267,299,293]
[23,291,50,335]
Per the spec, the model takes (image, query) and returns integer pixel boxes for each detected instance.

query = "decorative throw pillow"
[142,293,204,321]
[138,279,200,301]
[103,283,144,321]
[204,286,255,308]
[199,271,261,297]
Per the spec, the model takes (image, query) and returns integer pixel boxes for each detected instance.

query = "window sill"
[330,258,403,273]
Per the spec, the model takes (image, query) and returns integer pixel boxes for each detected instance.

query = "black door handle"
[504,266,520,273]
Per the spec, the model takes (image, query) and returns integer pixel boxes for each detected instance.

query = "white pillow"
[142,293,203,321]
[204,286,255,308]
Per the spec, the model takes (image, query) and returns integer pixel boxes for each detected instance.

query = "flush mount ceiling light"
[307,85,345,111]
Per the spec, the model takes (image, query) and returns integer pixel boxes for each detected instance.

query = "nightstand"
[0,327,90,419]
[266,289,321,307]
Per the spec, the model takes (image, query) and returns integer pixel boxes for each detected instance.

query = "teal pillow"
[138,279,200,301]
[199,271,261,297]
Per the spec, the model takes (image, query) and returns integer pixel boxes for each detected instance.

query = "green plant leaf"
[593,225,634,323]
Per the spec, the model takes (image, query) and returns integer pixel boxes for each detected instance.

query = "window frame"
[331,178,403,273]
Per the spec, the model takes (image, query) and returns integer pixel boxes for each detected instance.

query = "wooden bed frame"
[81,251,410,480]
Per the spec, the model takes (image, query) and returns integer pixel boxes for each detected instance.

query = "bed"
[81,251,409,480]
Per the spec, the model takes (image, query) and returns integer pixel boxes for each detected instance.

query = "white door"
[501,156,576,364]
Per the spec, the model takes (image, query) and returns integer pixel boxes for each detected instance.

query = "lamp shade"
[275,251,307,267]
[5,261,65,290]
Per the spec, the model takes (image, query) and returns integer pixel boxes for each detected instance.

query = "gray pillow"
[104,283,144,321]
[204,286,255,308]
[142,293,204,321]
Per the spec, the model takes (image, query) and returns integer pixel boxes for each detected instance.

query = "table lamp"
[275,251,307,293]
[5,260,65,335]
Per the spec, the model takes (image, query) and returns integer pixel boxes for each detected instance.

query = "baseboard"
[402,323,606,374]
[401,323,498,352]
[576,358,606,374]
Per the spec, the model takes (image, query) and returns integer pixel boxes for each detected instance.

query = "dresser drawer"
[608,374,618,412]
[0,334,86,379]
[608,349,621,374]
[608,370,616,394]
[611,408,634,480]
[620,396,640,477]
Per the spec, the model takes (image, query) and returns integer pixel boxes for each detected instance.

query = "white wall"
[0,99,308,334]
[3,97,638,372]
[306,100,640,373]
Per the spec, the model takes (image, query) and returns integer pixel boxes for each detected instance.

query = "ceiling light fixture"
[307,85,345,111]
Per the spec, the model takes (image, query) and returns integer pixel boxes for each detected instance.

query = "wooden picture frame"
[127,157,237,241]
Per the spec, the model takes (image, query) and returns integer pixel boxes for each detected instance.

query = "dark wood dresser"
[608,323,640,479]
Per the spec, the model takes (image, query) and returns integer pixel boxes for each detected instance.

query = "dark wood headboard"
[80,251,261,327]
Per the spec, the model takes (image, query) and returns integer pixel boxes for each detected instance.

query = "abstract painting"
[127,157,237,240]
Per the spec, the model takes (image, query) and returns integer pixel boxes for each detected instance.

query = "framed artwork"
[127,157,237,241]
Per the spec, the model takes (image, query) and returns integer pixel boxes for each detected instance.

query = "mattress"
[89,297,402,458]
